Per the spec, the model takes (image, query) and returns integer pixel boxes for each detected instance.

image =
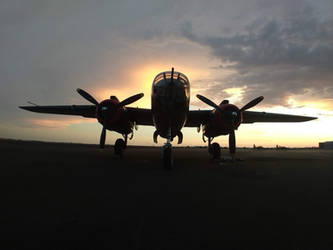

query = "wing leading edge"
[184,109,316,127]
[19,105,97,118]
[19,105,155,125]
[242,110,317,123]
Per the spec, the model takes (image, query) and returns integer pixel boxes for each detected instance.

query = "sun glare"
[93,63,208,109]
[131,66,162,108]
[224,87,246,103]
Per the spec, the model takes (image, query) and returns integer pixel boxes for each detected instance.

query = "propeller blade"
[77,88,99,105]
[240,96,264,111]
[100,126,106,149]
[196,94,222,112]
[229,130,236,155]
[118,93,144,107]
[230,112,236,129]
[170,67,174,85]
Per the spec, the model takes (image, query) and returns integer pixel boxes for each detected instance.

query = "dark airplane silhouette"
[20,68,316,169]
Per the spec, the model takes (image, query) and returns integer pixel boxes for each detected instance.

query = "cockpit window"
[153,71,189,87]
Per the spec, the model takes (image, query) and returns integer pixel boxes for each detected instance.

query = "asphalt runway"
[1,139,333,249]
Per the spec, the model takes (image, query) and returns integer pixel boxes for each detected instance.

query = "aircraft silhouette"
[20,68,316,169]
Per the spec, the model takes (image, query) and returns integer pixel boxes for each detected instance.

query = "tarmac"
[1,139,333,249]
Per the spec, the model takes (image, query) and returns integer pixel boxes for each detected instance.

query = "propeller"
[240,96,264,111]
[118,93,144,107]
[100,126,106,148]
[228,113,237,156]
[76,88,99,105]
[77,88,105,148]
[229,130,236,155]
[196,94,264,157]
[196,94,223,113]
[76,88,144,148]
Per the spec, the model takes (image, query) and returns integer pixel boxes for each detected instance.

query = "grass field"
[1,139,332,249]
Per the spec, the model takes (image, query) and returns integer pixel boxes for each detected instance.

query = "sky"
[1,0,332,147]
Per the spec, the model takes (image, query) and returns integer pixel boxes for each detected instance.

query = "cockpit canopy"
[153,71,190,87]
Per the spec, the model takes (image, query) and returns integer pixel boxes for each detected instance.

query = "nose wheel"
[161,128,173,170]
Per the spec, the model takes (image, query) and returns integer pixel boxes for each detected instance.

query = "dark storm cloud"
[182,3,333,106]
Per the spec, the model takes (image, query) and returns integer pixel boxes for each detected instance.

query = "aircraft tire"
[211,142,221,159]
[114,138,126,156]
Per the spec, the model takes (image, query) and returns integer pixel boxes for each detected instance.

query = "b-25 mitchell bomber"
[20,68,316,169]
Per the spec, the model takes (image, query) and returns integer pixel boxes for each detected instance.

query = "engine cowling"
[214,103,242,131]
[203,103,242,137]
[96,98,123,129]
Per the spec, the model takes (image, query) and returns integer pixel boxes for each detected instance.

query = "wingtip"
[19,106,31,111]
[301,116,317,122]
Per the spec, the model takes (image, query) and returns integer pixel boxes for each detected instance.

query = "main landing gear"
[208,137,221,160]
[114,134,128,156]
[161,128,173,170]
[205,136,239,162]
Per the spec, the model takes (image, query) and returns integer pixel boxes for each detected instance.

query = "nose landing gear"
[161,128,173,170]
[162,143,173,170]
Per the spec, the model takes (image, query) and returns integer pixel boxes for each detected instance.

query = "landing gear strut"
[114,134,127,156]
[162,128,173,170]
[162,143,172,170]
[208,137,221,160]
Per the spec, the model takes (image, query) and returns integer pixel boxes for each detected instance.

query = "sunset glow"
[1,0,332,148]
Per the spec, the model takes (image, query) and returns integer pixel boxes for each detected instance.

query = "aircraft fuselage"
[151,69,190,140]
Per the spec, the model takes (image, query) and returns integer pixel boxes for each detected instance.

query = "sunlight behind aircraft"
[223,87,246,104]
[17,67,328,154]
[90,62,212,109]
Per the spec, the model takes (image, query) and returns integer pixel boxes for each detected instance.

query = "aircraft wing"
[184,109,316,127]
[126,107,154,126]
[185,110,211,127]
[19,105,97,118]
[19,105,155,125]
[242,111,317,123]
[20,105,316,126]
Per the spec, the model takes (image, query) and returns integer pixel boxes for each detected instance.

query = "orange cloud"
[26,118,94,128]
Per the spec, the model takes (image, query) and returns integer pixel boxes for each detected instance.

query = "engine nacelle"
[96,99,132,134]
[203,103,242,138]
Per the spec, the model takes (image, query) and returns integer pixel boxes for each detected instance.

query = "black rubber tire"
[114,138,125,156]
[162,147,172,170]
[211,142,221,159]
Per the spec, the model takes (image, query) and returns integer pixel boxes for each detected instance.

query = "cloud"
[24,117,95,129]
[0,0,332,145]
[181,3,333,107]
